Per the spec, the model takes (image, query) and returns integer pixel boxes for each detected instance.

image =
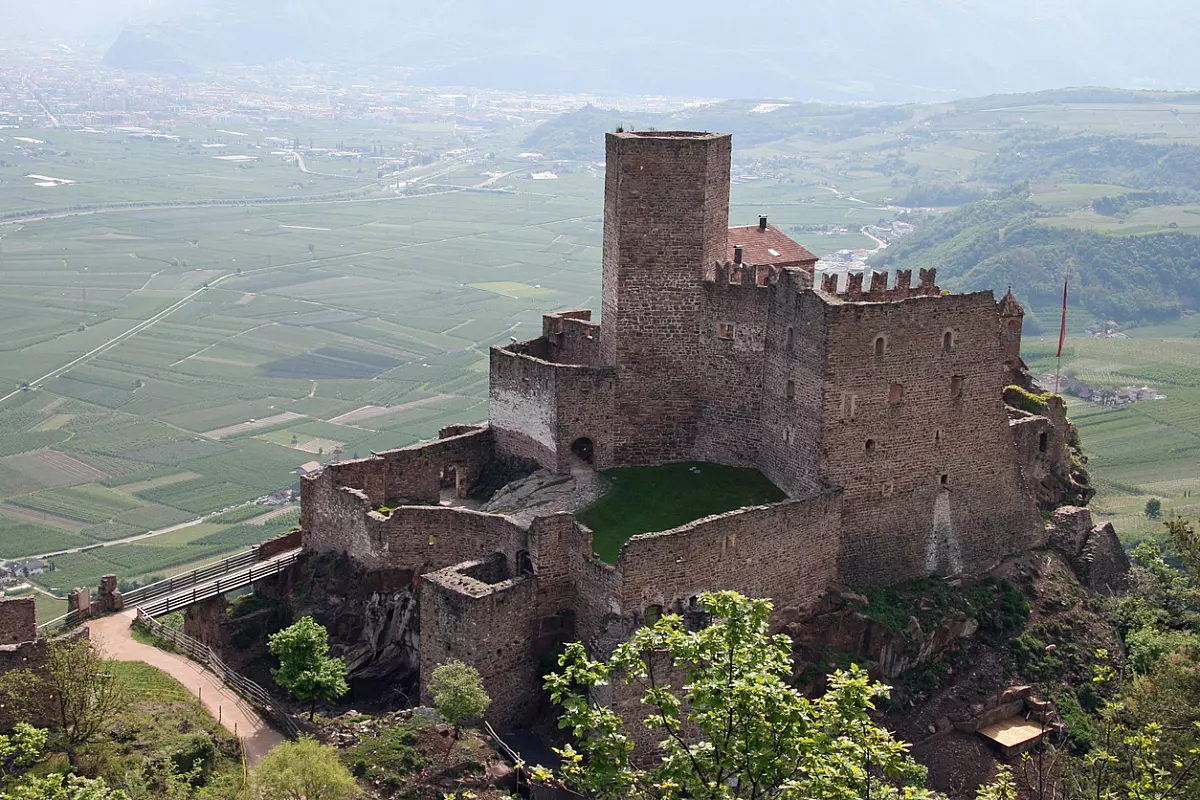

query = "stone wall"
[420,560,561,727]
[601,131,732,466]
[0,596,36,645]
[543,311,603,366]
[0,639,54,729]
[693,266,773,467]
[490,344,616,472]
[758,274,828,497]
[616,489,843,617]
[820,291,1044,585]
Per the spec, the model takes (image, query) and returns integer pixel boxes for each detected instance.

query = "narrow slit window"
[786,380,796,399]
[943,330,954,351]
[940,473,949,488]
[874,336,886,357]
[786,327,794,351]
[950,375,964,399]
[521,365,530,382]
[1039,432,1048,453]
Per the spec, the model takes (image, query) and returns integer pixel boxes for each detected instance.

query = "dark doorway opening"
[570,437,595,464]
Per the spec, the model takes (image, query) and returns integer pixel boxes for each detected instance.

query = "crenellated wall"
[543,310,604,366]
[819,291,1044,585]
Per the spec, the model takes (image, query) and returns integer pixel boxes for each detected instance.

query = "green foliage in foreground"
[268,617,349,720]
[0,723,128,800]
[428,661,490,744]
[535,591,935,800]
[252,738,361,800]
[577,463,786,563]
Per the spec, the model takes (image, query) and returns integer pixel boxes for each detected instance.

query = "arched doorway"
[570,437,594,465]
[440,464,465,500]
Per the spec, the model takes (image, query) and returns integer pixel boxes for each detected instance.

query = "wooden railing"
[135,549,301,618]
[135,608,301,739]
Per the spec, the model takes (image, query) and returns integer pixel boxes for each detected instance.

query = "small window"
[840,392,858,421]
[940,473,949,488]
[786,326,794,351]
[943,330,954,351]
[786,380,796,399]
[950,375,964,399]
[935,430,942,445]
[1039,432,1048,453]
[1007,320,1018,342]
[644,605,663,625]
[521,365,530,382]
[718,322,735,340]
[888,383,904,405]
[865,439,876,453]
[874,336,886,357]
[882,481,895,497]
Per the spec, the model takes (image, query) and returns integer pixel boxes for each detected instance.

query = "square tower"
[600,131,733,464]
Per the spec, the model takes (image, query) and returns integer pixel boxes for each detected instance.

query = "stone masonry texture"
[294,131,1060,732]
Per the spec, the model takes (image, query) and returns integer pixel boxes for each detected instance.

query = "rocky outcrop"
[781,587,980,680]
[1048,507,1130,594]
[479,467,607,525]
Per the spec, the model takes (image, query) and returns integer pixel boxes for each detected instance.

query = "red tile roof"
[727,223,817,267]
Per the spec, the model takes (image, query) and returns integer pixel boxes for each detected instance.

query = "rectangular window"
[718,322,735,340]
[950,376,964,400]
[786,380,796,399]
[840,392,858,420]
[786,327,794,351]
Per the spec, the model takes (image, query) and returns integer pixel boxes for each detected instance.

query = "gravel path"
[89,610,284,764]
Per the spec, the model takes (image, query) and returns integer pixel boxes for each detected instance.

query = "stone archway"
[570,437,595,465]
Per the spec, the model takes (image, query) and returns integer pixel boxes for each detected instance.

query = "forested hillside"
[874,186,1200,322]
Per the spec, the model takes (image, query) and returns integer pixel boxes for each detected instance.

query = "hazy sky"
[3,1,1199,101]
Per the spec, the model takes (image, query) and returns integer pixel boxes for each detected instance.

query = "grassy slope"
[576,462,786,563]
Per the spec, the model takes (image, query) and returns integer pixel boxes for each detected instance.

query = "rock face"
[479,467,607,525]
[1047,507,1130,594]
[782,587,980,680]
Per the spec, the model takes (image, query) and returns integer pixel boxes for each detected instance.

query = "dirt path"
[89,611,284,764]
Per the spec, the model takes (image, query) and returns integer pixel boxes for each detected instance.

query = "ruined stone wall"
[301,426,492,512]
[0,596,36,645]
[600,131,732,466]
[543,311,603,366]
[490,344,616,473]
[616,489,843,619]
[363,506,528,574]
[758,272,827,496]
[490,347,558,468]
[820,292,1043,585]
[693,267,772,467]
[420,563,547,727]
[0,640,54,729]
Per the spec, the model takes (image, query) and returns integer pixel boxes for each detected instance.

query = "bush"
[341,722,429,790]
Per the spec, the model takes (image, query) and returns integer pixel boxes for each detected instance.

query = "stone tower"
[599,131,733,464]
[999,290,1025,384]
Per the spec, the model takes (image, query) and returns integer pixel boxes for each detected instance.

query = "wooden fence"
[135,608,301,739]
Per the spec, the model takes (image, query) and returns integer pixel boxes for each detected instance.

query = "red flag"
[1056,279,1068,358]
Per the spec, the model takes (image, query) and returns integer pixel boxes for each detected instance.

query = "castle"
[299,131,1070,729]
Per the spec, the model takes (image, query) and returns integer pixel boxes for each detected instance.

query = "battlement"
[818,268,940,302]
[542,310,603,366]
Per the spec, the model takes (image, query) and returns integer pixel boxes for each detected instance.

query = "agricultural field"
[1025,317,1200,545]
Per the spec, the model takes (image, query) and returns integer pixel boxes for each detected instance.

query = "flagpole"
[1055,277,1068,395]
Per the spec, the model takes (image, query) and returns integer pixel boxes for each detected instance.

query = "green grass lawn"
[576,462,787,563]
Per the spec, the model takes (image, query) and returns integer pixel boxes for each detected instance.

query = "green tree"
[36,638,126,765]
[1145,498,1162,519]
[0,723,129,800]
[534,591,936,800]
[268,617,348,720]
[1165,517,1200,578]
[428,660,490,758]
[251,738,360,800]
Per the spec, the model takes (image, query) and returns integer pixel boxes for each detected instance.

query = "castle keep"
[299,131,1061,728]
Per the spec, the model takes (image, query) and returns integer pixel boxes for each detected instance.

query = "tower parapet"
[819,268,940,302]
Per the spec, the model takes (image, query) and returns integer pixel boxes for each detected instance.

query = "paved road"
[90,610,284,764]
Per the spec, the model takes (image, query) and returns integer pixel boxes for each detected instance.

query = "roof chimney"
[759,215,768,231]
[733,245,743,265]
